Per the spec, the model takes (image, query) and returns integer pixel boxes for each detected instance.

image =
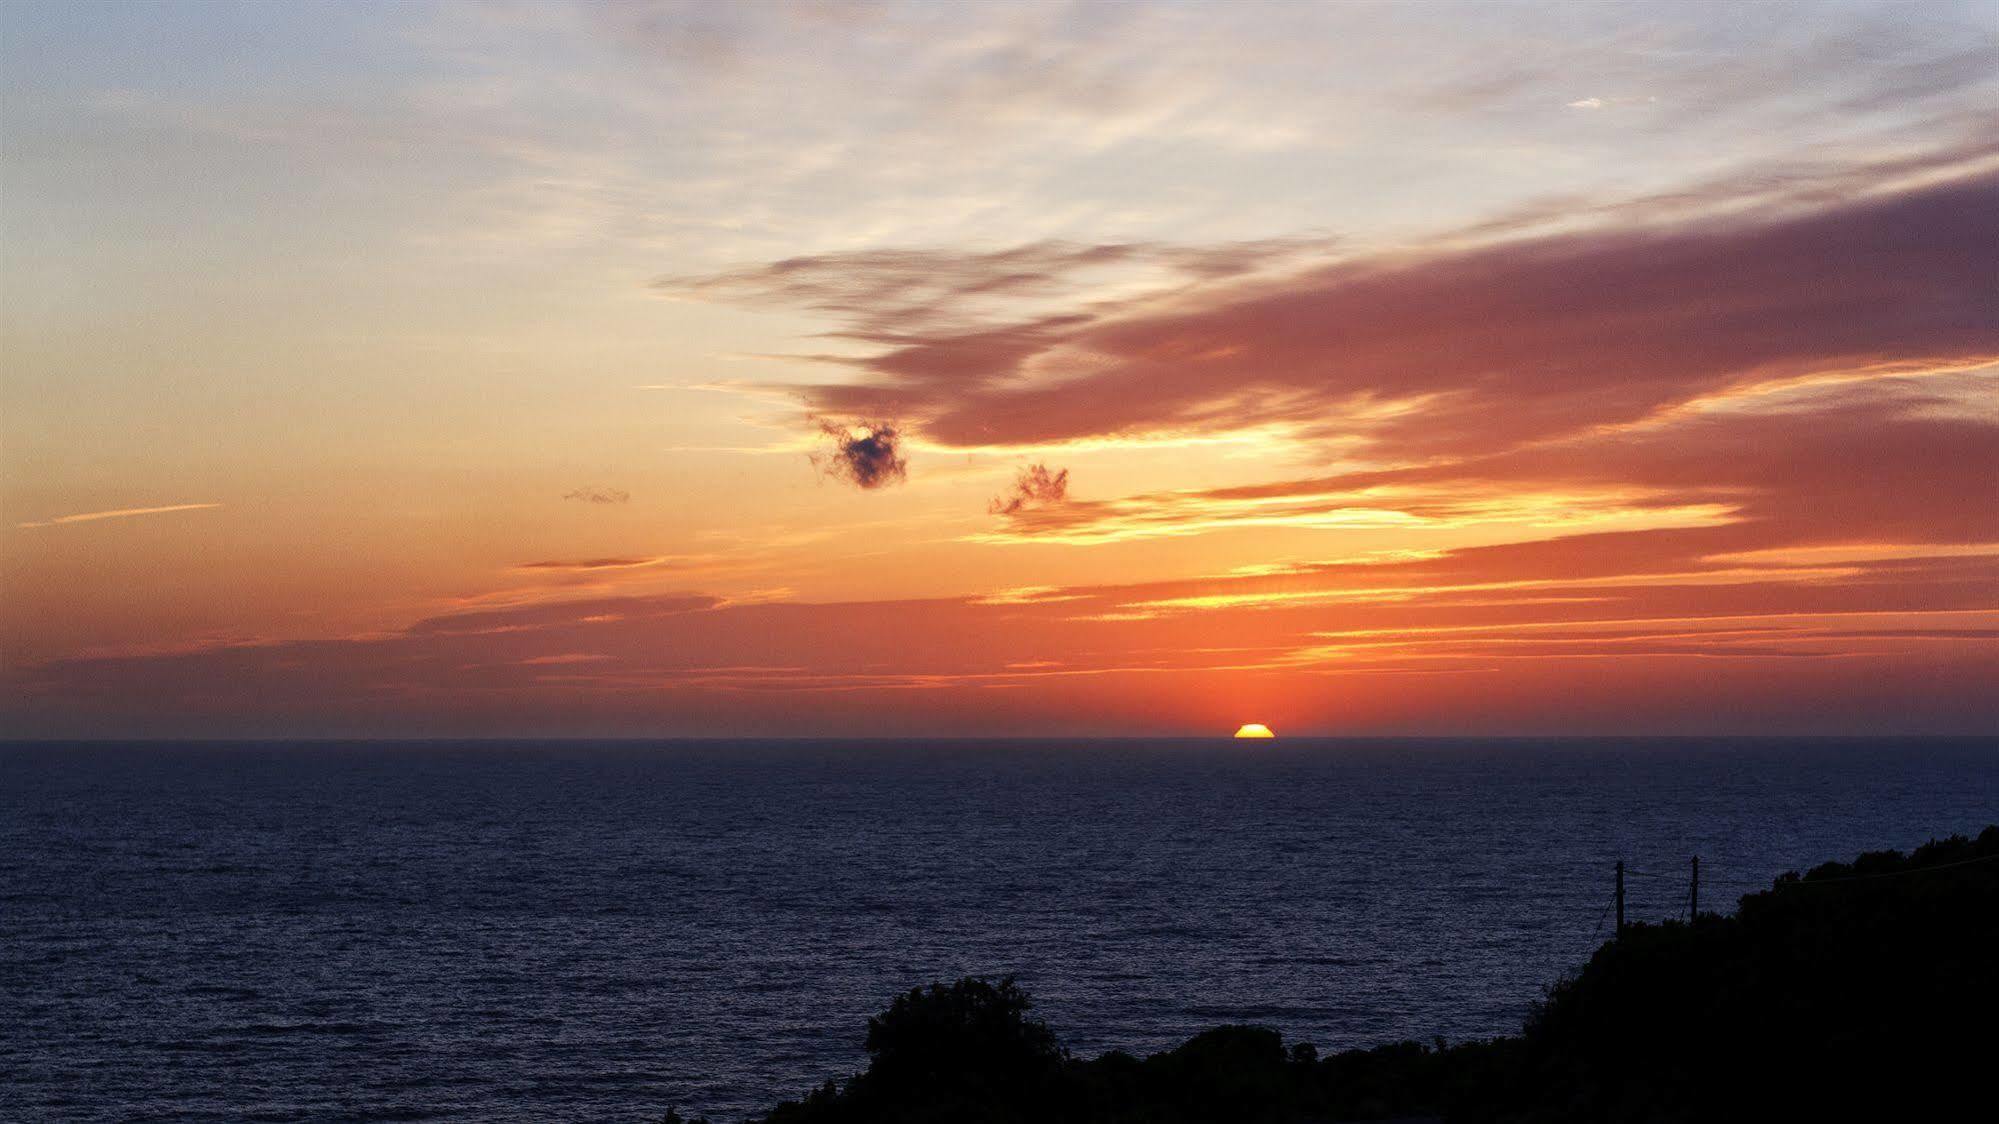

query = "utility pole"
[1615,860,1625,938]
[1690,856,1700,920]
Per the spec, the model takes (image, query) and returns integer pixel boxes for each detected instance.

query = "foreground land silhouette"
[668,826,1997,1123]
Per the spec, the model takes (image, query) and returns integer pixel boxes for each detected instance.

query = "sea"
[3,737,1994,1122]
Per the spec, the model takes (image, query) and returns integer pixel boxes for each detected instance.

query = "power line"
[1699,851,1999,893]
[1766,850,1999,886]
[1577,890,1616,960]
[1584,850,1998,937]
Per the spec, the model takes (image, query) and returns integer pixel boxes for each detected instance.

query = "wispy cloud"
[515,557,664,572]
[16,503,223,529]
[563,487,630,504]
[657,237,1335,336]
[1564,96,1659,110]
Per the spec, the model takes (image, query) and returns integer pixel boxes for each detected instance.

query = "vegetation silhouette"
[678,827,1996,1123]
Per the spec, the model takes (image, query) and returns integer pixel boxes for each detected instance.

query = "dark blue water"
[3,738,1994,1121]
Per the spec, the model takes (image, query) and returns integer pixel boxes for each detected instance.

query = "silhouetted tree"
[766,976,1068,1124]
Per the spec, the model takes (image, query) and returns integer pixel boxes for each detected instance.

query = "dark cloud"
[564,488,631,504]
[989,463,1070,516]
[679,166,1998,460]
[811,420,907,489]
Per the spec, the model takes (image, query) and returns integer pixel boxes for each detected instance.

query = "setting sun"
[1234,723,1276,739]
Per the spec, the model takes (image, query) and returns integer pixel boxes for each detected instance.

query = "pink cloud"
[685,170,1996,460]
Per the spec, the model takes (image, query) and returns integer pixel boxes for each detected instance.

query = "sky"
[3,0,1995,738]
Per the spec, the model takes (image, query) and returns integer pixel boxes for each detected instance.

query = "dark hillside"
[694,827,1997,1123]
[1487,825,1999,1121]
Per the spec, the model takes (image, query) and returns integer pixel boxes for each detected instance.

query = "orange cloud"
[10,529,1995,737]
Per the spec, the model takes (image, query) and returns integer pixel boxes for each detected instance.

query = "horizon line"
[5,733,1996,746]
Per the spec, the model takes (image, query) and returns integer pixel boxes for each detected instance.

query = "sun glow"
[1233,723,1276,738]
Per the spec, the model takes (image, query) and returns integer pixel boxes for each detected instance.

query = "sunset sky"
[4,0,1995,737]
